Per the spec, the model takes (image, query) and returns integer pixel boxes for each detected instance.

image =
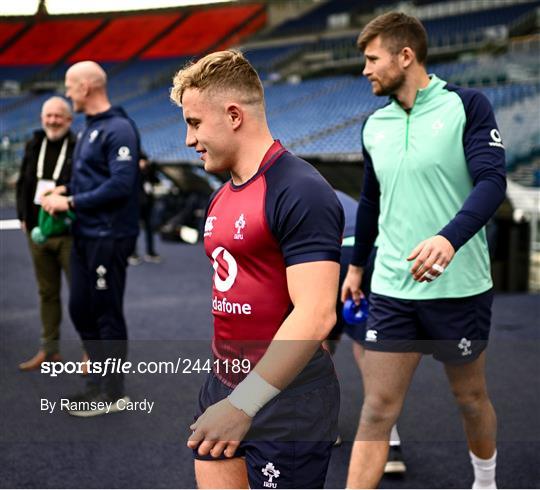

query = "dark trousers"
[69,235,136,397]
[141,201,155,256]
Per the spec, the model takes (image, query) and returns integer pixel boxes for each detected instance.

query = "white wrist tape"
[228,371,281,418]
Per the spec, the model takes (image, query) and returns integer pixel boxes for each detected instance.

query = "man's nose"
[185,127,196,147]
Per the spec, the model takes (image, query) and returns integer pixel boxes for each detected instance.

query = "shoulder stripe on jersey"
[259,147,287,176]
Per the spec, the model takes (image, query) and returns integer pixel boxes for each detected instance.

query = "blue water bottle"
[342,297,369,325]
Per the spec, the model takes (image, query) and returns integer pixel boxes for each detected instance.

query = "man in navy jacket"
[42,61,140,416]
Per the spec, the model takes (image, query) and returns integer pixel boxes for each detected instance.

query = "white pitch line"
[0,219,21,230]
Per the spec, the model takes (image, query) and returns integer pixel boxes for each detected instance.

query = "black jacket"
[16,129,76,231]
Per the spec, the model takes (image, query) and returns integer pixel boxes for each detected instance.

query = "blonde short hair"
[170,50,264,107]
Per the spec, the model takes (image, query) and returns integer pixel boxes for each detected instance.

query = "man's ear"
[400,47,415,69]
[81,81,91,97]
[226,103,243,130]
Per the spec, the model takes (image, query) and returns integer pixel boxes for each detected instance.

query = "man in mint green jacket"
[341,12,506,489]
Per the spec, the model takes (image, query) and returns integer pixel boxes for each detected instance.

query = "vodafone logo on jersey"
[211,246,252,315]
[211,247,237,292]
[489,129,505,149]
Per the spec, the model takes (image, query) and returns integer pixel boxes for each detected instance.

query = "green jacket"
[353,75,506,299]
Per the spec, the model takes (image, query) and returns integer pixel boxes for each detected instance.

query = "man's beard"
[375,71,406,97]
[44,126,68,142]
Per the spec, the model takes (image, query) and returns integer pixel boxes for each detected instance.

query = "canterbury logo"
[211,247,237,292]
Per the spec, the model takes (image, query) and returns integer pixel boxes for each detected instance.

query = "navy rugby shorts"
[363,289,494,363]
[192,371,339,489]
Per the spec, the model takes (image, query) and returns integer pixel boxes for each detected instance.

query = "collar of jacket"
[30,129,76,147]
[85,105,129,123]
[389,74,446,111]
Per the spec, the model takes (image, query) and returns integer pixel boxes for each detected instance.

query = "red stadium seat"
[69,13,182,63]
[0,21,26,48]
[0,18,103,65]
[215,10,267,52]
[141,4,264,59]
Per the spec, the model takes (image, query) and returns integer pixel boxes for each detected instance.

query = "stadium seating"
[68,13,182,62]
[243,44,306,79]
[141,4,264,59]
[270,0,397,37]
[498,93,540,170]
[424,1,540,47]
[0,18,104,65]
[1,93,59,135]
[270,0,359,36]
[0,21,27,48]
[0,66,47,83]
[116,67,538,166]
[1,2,539,188]
[3,58,538,172]
[269,0,540,42]
[277,1,540,71]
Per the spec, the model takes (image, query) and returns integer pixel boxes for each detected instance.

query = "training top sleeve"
[351,125,380,267]
[437,86,507,251]
[264,154,344,267]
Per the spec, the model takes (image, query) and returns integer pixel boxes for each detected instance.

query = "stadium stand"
[243,43,306,79]
[267,0,540,42]
[0,20,27,48]
[140,4,265,58]
[214,7,268,53]
[1,92,53,134]
[499,93,540,172]
[0,18,104,65]
[0,0,539,190]
[0,66,47,83]
[238,2,540,84]
[268,0,366,36]
[2,54,539,177]
[68,13,182,62]
[424,1,540,47]
[96,64,537,167]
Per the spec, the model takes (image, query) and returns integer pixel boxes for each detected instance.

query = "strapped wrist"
[228,371,281,418]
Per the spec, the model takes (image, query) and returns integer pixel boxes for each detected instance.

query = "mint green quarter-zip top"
[364,75,492,300]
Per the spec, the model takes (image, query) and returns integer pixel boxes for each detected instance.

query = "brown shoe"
[19,350,61,371]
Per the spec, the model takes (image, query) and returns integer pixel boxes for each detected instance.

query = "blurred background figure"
[129,152,161,265]
[42,61,140,415]
[325,190,405,473]
[16,96,77,370]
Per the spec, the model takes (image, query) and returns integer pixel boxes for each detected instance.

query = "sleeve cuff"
[437,227,462,252]
[285,251,341,267]
[351,245,372,267]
